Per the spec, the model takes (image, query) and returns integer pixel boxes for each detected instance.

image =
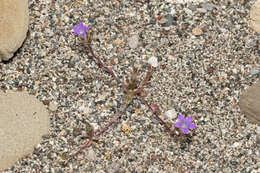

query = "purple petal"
[188,122,196,129]
[174,121,182,128]
[72,26,78,32]
[181,128,189,134]
[79,32,86,37]
[85,26,90,31]
[178,114,185,121]
[72,26,78,31]
[79,22,84,28]
[72,26,80,36]
[186,116,193,122]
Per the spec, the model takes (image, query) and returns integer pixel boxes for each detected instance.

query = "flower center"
[181,122,187,128]
[79,29,84,34]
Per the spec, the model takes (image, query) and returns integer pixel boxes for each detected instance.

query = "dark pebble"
[161,14,177,27]
[42,134,50,139]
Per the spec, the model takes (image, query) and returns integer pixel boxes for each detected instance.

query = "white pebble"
[250,68,259,75]
[232,142,241,148]
[128,35,139,49]
[86,148,96,161]
[49,102,58,111]
[91,123,99,131]
[148,56,158,67]
[164,109,177,120]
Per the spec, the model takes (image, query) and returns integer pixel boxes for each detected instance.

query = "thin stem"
[133,65,154,95]
[70,140,93,159]
[87,45,128,93]
[141,98,173,135]
[140,65,153,88]
[94,103,129,138]
[70,102,130,160]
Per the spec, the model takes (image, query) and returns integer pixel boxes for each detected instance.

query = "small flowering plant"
[174,114,196,134]
[72,22,90,37]
[66,21,198,163]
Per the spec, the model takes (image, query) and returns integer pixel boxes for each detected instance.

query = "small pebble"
[160,14,176,27]
[232,142,241,148]
[49,102,58,111]
[158,17,168,24]
[128,35,139,49]
[121,122,131,135]
[164,109,177,120]
[202,3,214,11]
[147,56,158,67]
[86,148,96,161]
[90,123,100,131]
[249,68,259,75]
[42,100,50,106]
[192,27,203,36]
[107,161,121,173]
[114,39,123,46]
[197,8,207,13]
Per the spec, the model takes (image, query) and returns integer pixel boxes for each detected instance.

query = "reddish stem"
[87,44,172,135]
[70,103,130,158]
[88,45,128,93]
[134,65,154,94]
[141,98,173,134]
[94,103,129,138]
[70,140,93,159]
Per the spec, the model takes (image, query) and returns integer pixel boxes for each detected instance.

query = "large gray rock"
[0,91,50,171]
[249,0,260,33]
[0,0,29,62]
[239,81,260,125]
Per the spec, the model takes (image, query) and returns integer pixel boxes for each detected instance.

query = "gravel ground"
[0,0,259,172]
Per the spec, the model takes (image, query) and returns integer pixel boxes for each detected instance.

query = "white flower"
[148,56,158,67]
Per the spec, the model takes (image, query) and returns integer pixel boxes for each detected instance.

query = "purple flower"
[174,114,196,134]
[72,22,90,37]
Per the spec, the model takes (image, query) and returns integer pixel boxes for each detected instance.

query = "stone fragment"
[164,109,177,120]
[107,161,122,173]
[128,35,139,49]
[90,122,99,131]
[239,81,260,125]
[0,90,50,171]
[197,8,207,13]
[249,0,260,33]
[0,0,29,62]
[192,27,203,36]
[160,14,177,27]
[232,142,241,148]
[49,102,58,111]
[114,39,123,46]
[121,122,131,135]
[148,56,158,68]
[158,17,168,24]
[249,68,259,75]
[86,148,96,161]
[202,3,214,11]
